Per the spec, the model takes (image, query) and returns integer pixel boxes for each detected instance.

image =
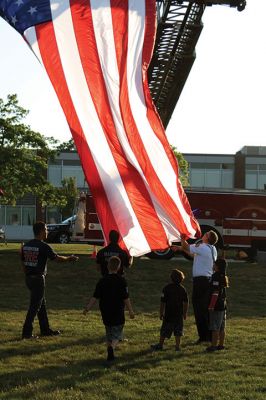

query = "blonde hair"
[107,256,121,272]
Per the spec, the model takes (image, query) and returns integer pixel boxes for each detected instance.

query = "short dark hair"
[107,256,121,272]
[170,269,185,284]
[109,230,120,244]
[33,221,46,237]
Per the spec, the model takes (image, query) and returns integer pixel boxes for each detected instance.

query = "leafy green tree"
[0,94,65,206]
[56,138,76,152]
[171,145,189,186]
[59,177,79,220]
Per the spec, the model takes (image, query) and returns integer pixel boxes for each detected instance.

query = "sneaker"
[217,345,225,350]
[150,343,163,351]
[175,346,181,352]
[107,345,115,361]
[40,329,61,337]
[206,346,217,352]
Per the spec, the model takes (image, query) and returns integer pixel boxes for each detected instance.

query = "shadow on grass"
[0,344,186,398]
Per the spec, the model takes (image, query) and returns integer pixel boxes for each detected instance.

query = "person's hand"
[208,307,214,311]
[171,245,180,252]
[129,311,135,319]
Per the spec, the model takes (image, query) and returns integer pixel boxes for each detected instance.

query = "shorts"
[160,319,184,338]
[105,324,124,342]
[209,310,226,331]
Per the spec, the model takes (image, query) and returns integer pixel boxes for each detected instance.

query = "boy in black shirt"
[206,258,229,352]
[83,256,134,361]
[151,269,188,351]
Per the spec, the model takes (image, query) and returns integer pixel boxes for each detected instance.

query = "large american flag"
[0,0,200,256]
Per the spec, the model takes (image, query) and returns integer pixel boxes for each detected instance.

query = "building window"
[6,207,21,225]
[189,163,233,189]
[246,164,266,189]
[22,207,35,226]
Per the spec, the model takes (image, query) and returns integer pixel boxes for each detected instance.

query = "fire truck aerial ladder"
[149,0,246,128]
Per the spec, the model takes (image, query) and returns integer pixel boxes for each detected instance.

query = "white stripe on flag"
[48,0,150,255]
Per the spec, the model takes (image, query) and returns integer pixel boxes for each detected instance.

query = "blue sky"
[0,0,265,154]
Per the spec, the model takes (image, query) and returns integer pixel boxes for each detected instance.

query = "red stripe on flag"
[142,0,201,237]
[34,21,127,248]
[71,0,169,249]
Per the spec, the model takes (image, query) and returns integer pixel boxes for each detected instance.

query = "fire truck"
[68,189,266,259]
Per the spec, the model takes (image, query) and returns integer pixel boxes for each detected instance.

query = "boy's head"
[109,230,120,244]
[214,258,227,274]
[170,269,185,284]
[107,256,121,273]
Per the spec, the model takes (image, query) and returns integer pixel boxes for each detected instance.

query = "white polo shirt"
[189,243,217,278]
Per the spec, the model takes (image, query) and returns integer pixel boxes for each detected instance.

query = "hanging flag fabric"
[0,0,201,256]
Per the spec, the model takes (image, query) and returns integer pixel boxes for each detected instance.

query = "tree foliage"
[56,138,76,152]
[0,94,64,205]
[171,145,189,186]
[59,177,79,220]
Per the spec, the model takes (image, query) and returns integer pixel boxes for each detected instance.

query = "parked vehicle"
[46,216,76,244]
[66,189,266,259]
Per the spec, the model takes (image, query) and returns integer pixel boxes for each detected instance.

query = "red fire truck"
[69,189,266,259]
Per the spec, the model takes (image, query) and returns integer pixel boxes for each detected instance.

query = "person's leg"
[37,277,50,334]
[218,330,225,347]
[193,279,211,341]
[22,276,45,338]
[175,336,181,350]
[211,330,219,347]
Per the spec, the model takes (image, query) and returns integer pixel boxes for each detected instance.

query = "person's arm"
[83,297,97,315]
[159,302,165,320]
[124,298,135,319]
[54,254,79,263]
[183,301,188,320]
[181,236,190,253]
[208,291,219,310]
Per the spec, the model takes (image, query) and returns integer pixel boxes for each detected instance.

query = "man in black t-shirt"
[83,256,134,361]
[21,221,78,339]
[96,230,132,276]
[151,269,189,351]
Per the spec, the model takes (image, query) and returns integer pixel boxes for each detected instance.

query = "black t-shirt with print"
[93,274,129,326]
[21,239,57,276]
[96,243,130,276]
[161,283,188,323]
[210,271,227,311]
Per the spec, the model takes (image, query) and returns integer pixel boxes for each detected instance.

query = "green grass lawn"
[0,244,265,400]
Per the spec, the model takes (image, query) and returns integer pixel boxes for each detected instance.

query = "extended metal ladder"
[149,1,246,128]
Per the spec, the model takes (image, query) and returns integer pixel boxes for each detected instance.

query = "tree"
[171,145,189,186]
[58,177,79,220]
[0,94,65,206]
[56,138,76,152]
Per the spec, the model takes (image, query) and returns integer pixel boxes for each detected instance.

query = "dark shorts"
[209,310,226,331]
[160,319,184,338]
[105,324,124,342]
